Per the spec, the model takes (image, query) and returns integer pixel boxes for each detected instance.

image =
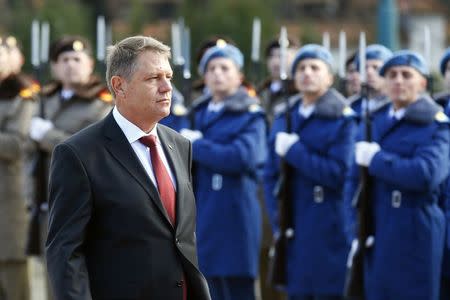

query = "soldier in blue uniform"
[344,52,360,99]
[436,48,450,300]
[180,43,266,300]
[349,44,393,116]
[434,48,450,109]
[264,44,357,300]
[347,50,449,300]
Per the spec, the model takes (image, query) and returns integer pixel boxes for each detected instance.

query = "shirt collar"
[270,80,282,93]
[112,106,158,144]
[207,101,225,112]
[298,103,315,118]
[388,106,406,120]
[60,89,75,100]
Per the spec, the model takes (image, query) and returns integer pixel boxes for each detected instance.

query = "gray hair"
[105,35,171,97]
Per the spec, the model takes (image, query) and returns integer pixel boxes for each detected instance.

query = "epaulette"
[172,103,188,116]
[343,106,355,117]
[248,103,262,113]
[19,87,35,100]
[31,82,41,94]
[98,90,113,103]
[435,111,449,123]
[247,87,257,98]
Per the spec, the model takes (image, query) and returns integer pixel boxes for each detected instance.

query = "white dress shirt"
[60,89,75,102]
[112,106,176,190]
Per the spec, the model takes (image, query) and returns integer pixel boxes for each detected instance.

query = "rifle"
[423,25,434,94]
[26,20,49,255]
[344,32,374,299]
[181,26,192,108]
[267,27,294,288]
[96,15,107,80]
[171,19,185,90]
[338,30,347,96]
[249,17,262,87]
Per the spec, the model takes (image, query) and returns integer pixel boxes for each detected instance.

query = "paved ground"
[29,257,47,300]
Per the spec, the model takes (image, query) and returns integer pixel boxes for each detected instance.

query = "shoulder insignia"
[19,88,34,100]
[435,111,449,122]
[248,103,262,113]
[343,106,355,117]
[98,90,113,103]
[247,88,257,98]
[172,103,188,116]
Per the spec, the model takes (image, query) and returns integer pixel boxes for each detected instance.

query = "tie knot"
[139,135,157,148]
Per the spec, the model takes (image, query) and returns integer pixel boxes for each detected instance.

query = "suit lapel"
[102,113,173,228]
[157,126,185,230]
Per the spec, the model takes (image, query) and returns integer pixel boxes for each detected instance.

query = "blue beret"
[355,44,393,70]
[198,43,244,76]
[291,44,334,77]
[439,48,450,76]
[379,50,429,77]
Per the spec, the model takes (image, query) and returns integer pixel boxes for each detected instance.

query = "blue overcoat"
[190,87,267,278]
[347,97,449,300]
[264,88,357,295]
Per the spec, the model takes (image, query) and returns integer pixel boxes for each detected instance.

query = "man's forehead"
[57,50,91,60]
[386,65,419,74]
[297,58,328,67]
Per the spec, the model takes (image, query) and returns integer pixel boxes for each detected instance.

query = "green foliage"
[6,0,94,74]
[38,0,94,41]
[128,0,148,36]
[298,21,321,45]
[179,0,279,81]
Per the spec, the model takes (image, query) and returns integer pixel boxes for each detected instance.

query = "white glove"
[30,117,54,141]
[180,129,203,143]
[275,132,299,157]
[355,141,380,167]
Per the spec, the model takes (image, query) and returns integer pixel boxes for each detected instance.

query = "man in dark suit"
[45,35,211,300]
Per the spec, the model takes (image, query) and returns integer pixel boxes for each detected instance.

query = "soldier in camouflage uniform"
[28,35,113,300]
[0,36,37,300]
[30,36,113,151]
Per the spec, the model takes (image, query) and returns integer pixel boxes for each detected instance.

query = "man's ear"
[111,76,126,97]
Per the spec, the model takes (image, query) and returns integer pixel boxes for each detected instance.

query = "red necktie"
[139,135,187,300]
[139,135,176,225]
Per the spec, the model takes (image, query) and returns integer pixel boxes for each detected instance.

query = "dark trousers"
[289,295,343,300]
[441,276,450,300]
[207,276,255,300]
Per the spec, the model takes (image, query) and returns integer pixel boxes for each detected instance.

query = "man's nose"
[160,78,172,92]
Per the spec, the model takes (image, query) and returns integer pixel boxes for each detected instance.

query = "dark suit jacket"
[46,112,211,300]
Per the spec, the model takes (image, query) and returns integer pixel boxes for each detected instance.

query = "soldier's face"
[366,59,385,92]
[0,46,10,80]
[204,57,242,100]
[385,66,426,107]
[444,62,450,90]
[114,51,173,126]
[267,48,297,79]
[52,51,94,87]
[345,63,361,96]
[294,58,333,97]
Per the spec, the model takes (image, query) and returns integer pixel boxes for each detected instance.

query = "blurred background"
[1,2,450,299]
[2,0,450,87]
